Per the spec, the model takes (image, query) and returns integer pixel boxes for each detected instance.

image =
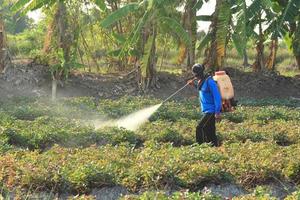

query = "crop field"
[0,96,299,199]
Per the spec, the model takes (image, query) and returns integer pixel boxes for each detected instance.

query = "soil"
[1,62,300,101]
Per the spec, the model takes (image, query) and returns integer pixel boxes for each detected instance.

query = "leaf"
[107,49,122,57]
[247,0,263,19]
[260,0,273,9]
[192,0,203,11]
[112,33,126,45]
[279,0,300,26]
[196,15,212,21]
[216,1,231,66]
[141,35,154,77]
[11,0,31,13]
[100,3,139,28]
[147,0,154,10]
[159,17,191,48]
[197,33,211,52]
[94,0,106,11]
[283,33,293,51]
[232,33,243,57]
[20,0,46,15]
[124,11,151,54]
[233,0,247,54]
[12,0,56,15]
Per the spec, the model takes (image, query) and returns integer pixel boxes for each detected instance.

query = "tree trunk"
[243,49,249,68]
[145,26,157,89]
[0,16,10,73]
[292,22,300,69]
[0,17,5,72]
[57,0,70,63]
[296,55,300,70]
[160,39,167,70]
[184,0,197,71]
[252,13,264,72]
[265,38,278,71]
[52,77,57,101]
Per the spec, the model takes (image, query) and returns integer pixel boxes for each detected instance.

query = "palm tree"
[278,0,300,69]
[181,0,202,71]
[101,0,191,89]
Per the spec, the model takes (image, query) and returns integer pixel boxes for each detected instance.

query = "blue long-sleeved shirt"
[194,77,222,114]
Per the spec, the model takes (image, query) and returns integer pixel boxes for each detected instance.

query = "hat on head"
[192,64,205,78]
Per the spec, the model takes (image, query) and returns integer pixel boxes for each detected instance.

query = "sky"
[27,0,217,32]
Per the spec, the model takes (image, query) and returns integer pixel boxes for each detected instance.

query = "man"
[188,64,222,147]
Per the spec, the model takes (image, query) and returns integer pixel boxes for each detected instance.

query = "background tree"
[101,0,191,89]
[198,0,232,71]
[12,0,106,100]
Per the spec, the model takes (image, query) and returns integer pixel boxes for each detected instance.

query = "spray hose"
[162,83,190,104]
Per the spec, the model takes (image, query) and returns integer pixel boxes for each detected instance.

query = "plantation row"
[1,141,300,193]
[0,96,300,198]
[122,189,300,200]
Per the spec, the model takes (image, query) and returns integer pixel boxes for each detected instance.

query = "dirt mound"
[1,64,300,100]
[0,64,49,98]
[225,68,300,99]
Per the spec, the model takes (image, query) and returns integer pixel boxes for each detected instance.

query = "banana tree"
[233,0,300,72]
[181,0,206,71]
[197,0,250,71]
[276,0,300,69]
[198,0,232,71]
[101,0,191,89]
[12,0,105,100]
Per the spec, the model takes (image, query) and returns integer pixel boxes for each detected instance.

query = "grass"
[0,96,300,198]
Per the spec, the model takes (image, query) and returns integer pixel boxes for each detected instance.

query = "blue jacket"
[194,77,222,114]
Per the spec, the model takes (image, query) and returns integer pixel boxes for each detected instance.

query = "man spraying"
[188,64,222,147]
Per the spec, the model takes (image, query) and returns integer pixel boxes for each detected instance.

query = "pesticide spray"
[93,83,190,131]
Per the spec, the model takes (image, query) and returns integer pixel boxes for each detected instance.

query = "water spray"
[92,82,191,131]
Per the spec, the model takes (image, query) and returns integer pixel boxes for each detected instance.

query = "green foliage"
[285,190,300,200]
[7,24,45,56]
[233,186,277,200]
[159,17,192,48]
[0,96,300,197]
[122,190,222,200]
[100,3,139,28]
[11,0,56,15]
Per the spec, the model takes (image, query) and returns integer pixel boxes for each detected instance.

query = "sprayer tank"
[213,71,234,100]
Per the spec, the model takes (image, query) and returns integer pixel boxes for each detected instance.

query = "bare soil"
[1,63,300,101]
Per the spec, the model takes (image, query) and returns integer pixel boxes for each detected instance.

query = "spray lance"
[161,77,196,104]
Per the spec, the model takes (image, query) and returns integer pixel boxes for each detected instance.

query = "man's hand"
[187,78,196,86]
[215,113,222,122]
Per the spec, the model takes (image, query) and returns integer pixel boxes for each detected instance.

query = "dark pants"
[196,113,218,146]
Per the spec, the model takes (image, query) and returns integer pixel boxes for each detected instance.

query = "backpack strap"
[197,75,211,91]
